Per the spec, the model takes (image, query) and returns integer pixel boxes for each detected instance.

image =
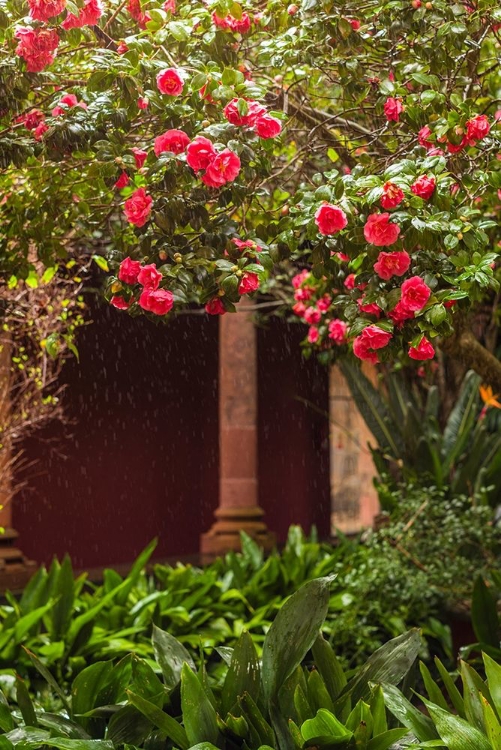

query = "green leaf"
[261,577,333,705]
[22,647,71,713]
[222,631,260,715]
[312,634,347,703]
[472,577,499,648]
[72,661,113,720]
[16,676,37,727]
[481,694,501,748]
[434,658,465,718]
[50,554,75,640]
[380,683,438,742]
[366,729,410,750]
[483,653,501,719]
[126,691,188,750]
[152,625,195,690]
[92,255,109,272]
[301,709,352,741]
[181,663,220,747]
[423,698,492,750]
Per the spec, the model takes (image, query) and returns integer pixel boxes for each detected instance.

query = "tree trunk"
[441,330,501,393]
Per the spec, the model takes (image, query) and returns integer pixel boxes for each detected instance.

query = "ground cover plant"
[0,0,500,389]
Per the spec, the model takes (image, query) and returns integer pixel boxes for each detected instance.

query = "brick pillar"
[0,334,36,590]
[329,363,379,535]
[200,302,275,560]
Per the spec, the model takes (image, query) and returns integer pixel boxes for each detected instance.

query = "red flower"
[380,181,404,209]
[344,273,356,290]
[353,337,379,363]
[28,0,65,21]
[348,18,361,29]
[230,12,251,32]
[304,306,321,324]
[328,319,348,344]
[18,109,45,130]
[364,213,400,246]
[15,27,59,72]
[137,96,149,109]
[287,4,298,14]
[408,336,435,360]
[127,0,150,27]
[115,171,130,189]
[163,0,176,11]
[34,122,48,140]
[110,295,132,310]
[156,68,184,96]
[374,250,411,280]
[232,238,260,252]
[388,300,415,324]
[292,269,310,288]
[411,174,436,200]
[223,98,266,127]
[254,115,282,139]
[205,297,226,315]
[124,188,152,227]
[315,203,348,235]
[138,263,162,290]
[418,125,433,149]
[238,272,260,295]
[139,289,174,316]
[353,324,392,362]
[384,97,403,122]
[186,136,217,171]
[307,326,319,344]
[400,276,431,312]
[117,42,129,54]
[292,301,306,317]
[131,147,148,169]
[154,129,190,156]
[118,257,141,284]
[317,295,332,312]
[466,114,490,142]
[202,149,241,188]
[357,297,381,316]
[62,0,102,28]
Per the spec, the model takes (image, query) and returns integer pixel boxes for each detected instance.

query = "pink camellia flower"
[118,257,142,284]
[254,115,282,138]
[230,12,252,32]
[314,203,348,235]
[288,4,298,14]
[466,114,490,142]
[139,288,174,316]
[232,238,261,252]
[154,129,190,156]
[292,301,306,317]
[336,252,350,262]
[411,174,436,200]
[374,250,411,280]
[408,336,435,360]
[137,96,149,109]
[364,213,400,246]
[138,263,162,290]
[353,324,392,362]
[131,147,148,169]
[52,94,87,116]
[238,272,260,295]
[307,326,320,344]
[62,0,103,28]
[304,306,321,325]
[115,171,130,189]
[384,97,403,122]
[317,295,332,313]
[28,0,65,21]
[418,125,434,149]
[388,300,415,324]
[223,98,266,127]
[117,42,129,54]
[202,149,241,188]
[380,181,404,209]
[400,276,431,312]
[124,188,152,227]
[357,297,381,316]
[348,18,361,30]
[292,269,310,288]
[15,27,60,72]
[353,337,379,364]
[447,137,467,154]
[328,319,348,344]
[212,12,232,29]
[163,0,176,11]
[18,109,45,130]
[156,68,184,96]
[34,122,48,140]
[186,136,217,171]
[127,0,150,27]
[110,295,132,310]
[344,273,356,290]
[205,297,226,315]
[294,287,312,301]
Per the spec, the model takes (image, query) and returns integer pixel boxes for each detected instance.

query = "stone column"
[329,363,379,534]
[200,302,275,560]
[0,333,35,590]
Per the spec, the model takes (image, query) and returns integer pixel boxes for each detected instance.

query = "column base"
[0,528,36,591]
[200,506,275,562]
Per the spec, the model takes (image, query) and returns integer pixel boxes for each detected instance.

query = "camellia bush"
[0,0,500,381]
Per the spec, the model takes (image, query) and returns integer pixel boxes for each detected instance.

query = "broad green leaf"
[312,634,347,702]
[380,683,438,742]
[50,555,75,640]
[434,658,465,718]
[152,625,195,689]
[301,709,352,741]
[367,728,410,750]
[23,647,71,713]
[15,676,37,727]
[72,661,113,721]
[221,630,260,715]
[481,694,501,748]
[472,577,499,648]
[181,663,219,747]
[423,698,492,750]
[484,652,501,720]
[419,662,448,710]
[126,691,188,750]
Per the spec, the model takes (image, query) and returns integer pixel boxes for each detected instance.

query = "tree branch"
[441,330,501,392]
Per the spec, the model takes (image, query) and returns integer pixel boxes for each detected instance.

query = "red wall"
[13,302,329,569]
